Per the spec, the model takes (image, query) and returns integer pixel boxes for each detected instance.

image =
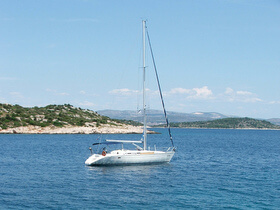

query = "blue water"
[1,129,280,209]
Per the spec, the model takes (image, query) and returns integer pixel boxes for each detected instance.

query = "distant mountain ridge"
[97,109,280,126]
[267,118,280,126]
[97,109,232,125]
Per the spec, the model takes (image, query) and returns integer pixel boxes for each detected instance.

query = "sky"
[0,0,279,119]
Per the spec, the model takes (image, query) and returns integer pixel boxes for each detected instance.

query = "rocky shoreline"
[0,125,153,134]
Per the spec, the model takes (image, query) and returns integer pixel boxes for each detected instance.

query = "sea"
[1,128,280,209]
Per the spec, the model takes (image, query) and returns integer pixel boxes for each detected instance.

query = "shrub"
[53,121,63,127]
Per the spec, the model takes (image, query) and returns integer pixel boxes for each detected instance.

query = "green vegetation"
[165,117,280,129]
[112,119,143,127]
[0,103,134,129]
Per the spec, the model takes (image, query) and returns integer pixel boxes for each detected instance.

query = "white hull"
[85,149,175,166]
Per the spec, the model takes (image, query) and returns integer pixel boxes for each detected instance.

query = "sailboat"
[85,20,175,166]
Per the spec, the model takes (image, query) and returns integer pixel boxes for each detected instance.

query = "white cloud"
[224,87,262,103]
[190,86,213,99]
[109,88,139,96]
[110,87,213,100]
[225,87,234,94]
[166,86,264,104]
[236,90,253,96]
[107,86,264,108]
[167,86,213,100]
[244,97,262,103]
[169,88,191,94]
[79,101,95,107]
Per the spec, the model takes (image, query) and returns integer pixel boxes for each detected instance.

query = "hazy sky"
[0,0,279,119]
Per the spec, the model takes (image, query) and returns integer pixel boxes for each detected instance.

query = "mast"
[142,20,147,150]
[146,22,175,149]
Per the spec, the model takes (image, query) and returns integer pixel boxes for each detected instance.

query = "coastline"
[156,127,280,131]
[0,125,156,134]
[1,125,279,134]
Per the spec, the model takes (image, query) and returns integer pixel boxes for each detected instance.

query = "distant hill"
[0,104,141,130]
[97,109,231,125]
[167,118,280,129]
[267,118,280,126]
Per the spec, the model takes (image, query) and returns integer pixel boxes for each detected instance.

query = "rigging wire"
[145,26,175,149]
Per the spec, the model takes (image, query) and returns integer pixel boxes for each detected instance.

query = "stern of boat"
[85,154,104,166]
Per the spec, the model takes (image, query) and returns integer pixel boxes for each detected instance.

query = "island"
[0,104,146,134]
[165,117,280,130]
